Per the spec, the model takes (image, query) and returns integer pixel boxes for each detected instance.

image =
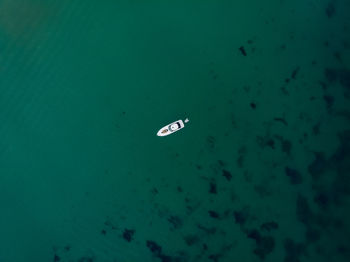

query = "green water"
[0,0,349,261]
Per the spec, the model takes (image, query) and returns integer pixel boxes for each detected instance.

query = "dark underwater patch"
[285,166,303,185]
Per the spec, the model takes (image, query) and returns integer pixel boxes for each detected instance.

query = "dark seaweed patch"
[325,2,336,18]
[209,182,217,194]
[233,208,249,226]
[184,234,199,246]
[308,152,328,179]
[177,186,183,192]
[197,224,217,235]
[78,257,94,262]
[208,254,221,262]
[247,229,275,260]
[324,68,337,82]
[208,210,220,219]
[53,254,60,262]
[312,122,321,135]
[146,240,162,255]
[283,238,306,262]
[253,236,275,260]
[260,221,279,232]
[285,167,303,185]
[122,228,135,242]
[247,229,261,242]
[273,117,288,126]
[168,215,183,230]
[239,46,247,56]
[222,169,232,181]
[305,227,321,243]
[296,194,313,225]
[313,192,329,209]
[206,136,216,151]
[256,135,275,149]
[291,66,300,79]
[158,254,172,262]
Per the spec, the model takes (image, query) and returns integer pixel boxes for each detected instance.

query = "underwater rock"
[285,167,303,185]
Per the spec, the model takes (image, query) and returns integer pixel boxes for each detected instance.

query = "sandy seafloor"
[0,0,349,261]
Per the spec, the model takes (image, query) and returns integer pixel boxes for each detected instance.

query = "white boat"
[157,118,189,136]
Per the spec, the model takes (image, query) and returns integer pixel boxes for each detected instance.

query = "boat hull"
[157,120,185,136]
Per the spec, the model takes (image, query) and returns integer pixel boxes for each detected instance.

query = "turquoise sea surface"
[0,0,349,261]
